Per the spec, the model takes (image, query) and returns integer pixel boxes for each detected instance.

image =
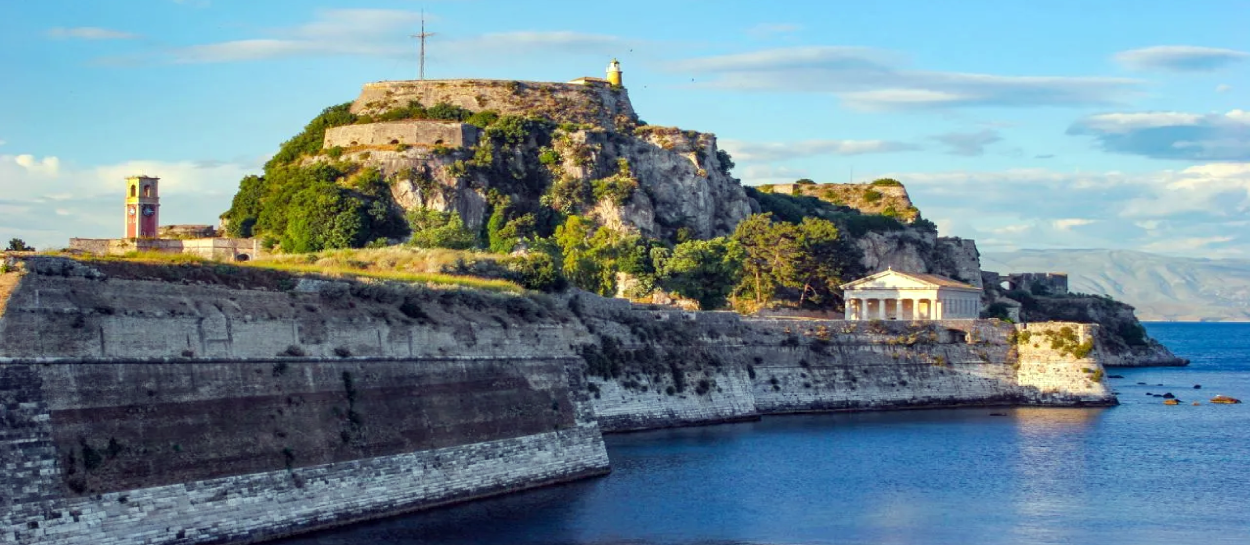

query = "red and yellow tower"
[124,175,160,239]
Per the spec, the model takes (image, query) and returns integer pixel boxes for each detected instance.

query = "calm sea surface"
[284,322,1250,545]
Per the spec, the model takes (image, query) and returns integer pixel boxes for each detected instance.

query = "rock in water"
[1164,399,1180,405]
[1163,392,1175,399]
[1194,384,1202,389]
[1210,395,1242,404]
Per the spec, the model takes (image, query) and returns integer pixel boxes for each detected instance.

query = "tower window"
[130,185,137,197]
[143,185,152,197]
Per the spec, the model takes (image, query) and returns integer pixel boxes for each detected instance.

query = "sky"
[1,0,1248,258]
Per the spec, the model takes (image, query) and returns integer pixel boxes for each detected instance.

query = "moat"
[282,323,1250,545]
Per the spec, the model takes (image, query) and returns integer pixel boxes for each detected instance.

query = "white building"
[840,269,983,321]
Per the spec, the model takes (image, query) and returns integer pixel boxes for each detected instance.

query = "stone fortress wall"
[1006,272,1070,295]
[350,79,638,131]
[0,257,608,545]
[573,294,1115,432]
[0,256,1115,545]
[68,237,264,261]
[323,120,479,150]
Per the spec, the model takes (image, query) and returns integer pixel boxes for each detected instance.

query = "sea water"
[284,322,1250,545]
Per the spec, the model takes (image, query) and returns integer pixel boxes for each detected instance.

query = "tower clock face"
[142,205,155,217]
[128,206,137,216]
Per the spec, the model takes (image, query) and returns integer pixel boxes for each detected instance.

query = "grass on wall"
[72,250,523,293]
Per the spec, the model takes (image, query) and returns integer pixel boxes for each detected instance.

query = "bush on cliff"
[224,163,406,252]
[407,210,477,250]
[730,213,860,310]
[653,237,744,310]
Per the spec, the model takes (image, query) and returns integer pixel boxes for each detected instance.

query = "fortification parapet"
[1006,272,1069,296]
[323,120,478,150]
[352,79,638,130]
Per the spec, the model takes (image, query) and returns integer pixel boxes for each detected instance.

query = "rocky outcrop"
[854,230,983,287]
[322,81,752,241]
[980,276,1187,367]
[0,257,1121,545]
[763,182,918,221]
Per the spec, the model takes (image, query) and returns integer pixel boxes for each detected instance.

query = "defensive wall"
[351,79,638,131]
[569,292,1114,433]
[0,256,1115,544]
[323,121,479,150]
[68,238,264,261]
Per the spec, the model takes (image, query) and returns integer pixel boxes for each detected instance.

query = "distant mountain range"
[981,249,1250,322]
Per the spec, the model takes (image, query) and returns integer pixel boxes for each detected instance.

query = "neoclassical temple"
[841,269,983,320]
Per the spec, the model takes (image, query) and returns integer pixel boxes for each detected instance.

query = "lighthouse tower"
[125,175,160,239]
[606,58,622,86]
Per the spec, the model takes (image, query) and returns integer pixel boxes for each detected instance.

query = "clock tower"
[125,175,160,239]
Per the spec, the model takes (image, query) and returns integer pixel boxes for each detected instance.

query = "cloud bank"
[670,46,1141,110]
[886,162,1250,257]
[1067,110,1250,161]
[1114,46,1249,72]
[0,153,257,250]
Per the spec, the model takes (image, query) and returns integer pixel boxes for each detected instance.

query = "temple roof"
[840,269,981,291]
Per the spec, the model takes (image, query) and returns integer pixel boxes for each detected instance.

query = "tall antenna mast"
[411,11,436,80]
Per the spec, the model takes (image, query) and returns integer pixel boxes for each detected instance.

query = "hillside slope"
[983,249,1250,322]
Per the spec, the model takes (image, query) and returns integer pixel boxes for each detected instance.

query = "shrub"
[863,189,883,203]
[326,146,344,159]
[408,210,477,250]
[870,178,903,187]
[795,178,816,185]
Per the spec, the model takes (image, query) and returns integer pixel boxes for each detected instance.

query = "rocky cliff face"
[321,80,753,241]
[853,230,983,287]
[979,274,1187,367]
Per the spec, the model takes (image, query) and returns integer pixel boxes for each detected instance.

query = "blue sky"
[2,0,1248,257]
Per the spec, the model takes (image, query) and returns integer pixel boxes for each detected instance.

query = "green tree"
[407,210,477,250]
[791,218,855,308]
[656,238,744,310]
[731,213,800,306]
[6,238,34,251]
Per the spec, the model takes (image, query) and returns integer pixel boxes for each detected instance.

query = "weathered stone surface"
[351,80,637,130]
[0,260,1119,545]
[324,121,479,150]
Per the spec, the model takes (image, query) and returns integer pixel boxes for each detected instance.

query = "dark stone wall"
[39,358,579,497]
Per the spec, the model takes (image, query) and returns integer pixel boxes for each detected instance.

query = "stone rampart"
[351,80,637,130]
[0,258,608,545]
[68,238,263,261]
[323,121,478,149]
[0,259,1118,544]
[573,295,1116,433]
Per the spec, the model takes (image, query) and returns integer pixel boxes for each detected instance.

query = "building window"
[130,185,136,197]
[143,185,152,197]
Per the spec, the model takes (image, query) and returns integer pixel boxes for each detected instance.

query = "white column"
[877,298,887,320]
[844,298,854,320]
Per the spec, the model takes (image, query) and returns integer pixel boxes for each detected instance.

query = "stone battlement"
[353,79,637,130]
[68,237,263,261]
[324,120,479,150]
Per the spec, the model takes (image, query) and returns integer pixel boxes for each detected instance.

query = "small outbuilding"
[840,268,983,321]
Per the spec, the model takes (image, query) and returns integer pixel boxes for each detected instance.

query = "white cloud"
[122,9,621,65]
[0,139,6,147]
[1068,110,1250,161]
[1114,46,1249,72]
[884,162,1250,257]
[1053,218,1096,230]
[47,27,138,40]
[669,46,1141,110]
[722,139,919,163]
[739,164,811,185]
[12,154,61,177]
[1216,84,1232,93]
[0,154,256,250]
